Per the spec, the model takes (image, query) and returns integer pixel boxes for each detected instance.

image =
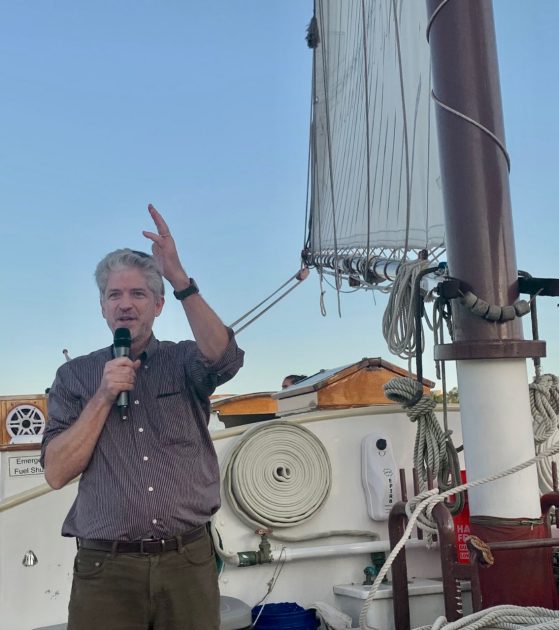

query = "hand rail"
[0,476,79,513]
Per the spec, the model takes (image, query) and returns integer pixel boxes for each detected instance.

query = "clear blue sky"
[1,1,557,397]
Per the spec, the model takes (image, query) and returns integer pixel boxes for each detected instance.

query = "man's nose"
[118,295,133,309]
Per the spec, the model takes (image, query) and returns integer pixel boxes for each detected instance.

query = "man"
[281,374,308,389]
[41,204,244,630]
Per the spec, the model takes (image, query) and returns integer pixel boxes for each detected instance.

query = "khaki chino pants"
[67,530,219,630]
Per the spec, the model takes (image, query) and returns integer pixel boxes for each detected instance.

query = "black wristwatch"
[173,278,199,301]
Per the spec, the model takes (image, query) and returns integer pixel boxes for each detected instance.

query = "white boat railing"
[0,475,79,513]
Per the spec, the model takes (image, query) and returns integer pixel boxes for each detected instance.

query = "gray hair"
[95,249,165,299]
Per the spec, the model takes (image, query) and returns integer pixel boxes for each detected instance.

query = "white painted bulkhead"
[212,408,464,612]
[0,406,464,630]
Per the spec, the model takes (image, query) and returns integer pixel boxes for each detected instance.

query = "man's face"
[101,267,164,354]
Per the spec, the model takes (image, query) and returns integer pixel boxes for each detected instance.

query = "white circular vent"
[6,405,46,444]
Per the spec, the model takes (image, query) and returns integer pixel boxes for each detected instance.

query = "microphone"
[113,327,132,420]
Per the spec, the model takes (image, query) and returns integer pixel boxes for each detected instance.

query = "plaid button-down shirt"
[41,333,244,541]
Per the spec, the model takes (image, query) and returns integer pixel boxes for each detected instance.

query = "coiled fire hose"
[222,421,332,529]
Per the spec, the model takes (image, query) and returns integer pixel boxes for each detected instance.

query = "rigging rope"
[384,376,463,530]
[358,440,559,630]
[382,258,430,359]
[229,268,309,335]
[430,91,511,172]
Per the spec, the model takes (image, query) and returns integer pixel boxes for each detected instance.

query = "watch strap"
[173,279,199,301]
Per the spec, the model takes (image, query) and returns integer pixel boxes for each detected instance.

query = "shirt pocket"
[155,390,195,445]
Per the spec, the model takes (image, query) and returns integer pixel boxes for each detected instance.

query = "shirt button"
[152,518,157,524]
[138,428,144,433]
[144,365,149,370]
[143,456,149,461]
[134,400,140,405]
[148,487,154,492]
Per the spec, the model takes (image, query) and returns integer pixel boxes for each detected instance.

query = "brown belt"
[77,524,207,554]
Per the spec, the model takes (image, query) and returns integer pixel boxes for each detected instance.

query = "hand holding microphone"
[99,328,140,420]
[114,328,132,419]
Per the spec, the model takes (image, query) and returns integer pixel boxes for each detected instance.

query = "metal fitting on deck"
[236,529,273,567]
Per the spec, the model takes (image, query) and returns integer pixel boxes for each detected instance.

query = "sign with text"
[8,455,44,477]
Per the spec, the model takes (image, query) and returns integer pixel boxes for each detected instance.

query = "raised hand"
[142,204,189,287]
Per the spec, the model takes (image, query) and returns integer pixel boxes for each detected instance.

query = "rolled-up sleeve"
[39,364,84,467]
[185,328,244,398]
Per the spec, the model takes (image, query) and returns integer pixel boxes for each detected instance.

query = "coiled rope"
[530,373,559,493]
[382,259,430,359]
[414,605,559,630]
[384,376,463,528]
[358,440,559,630]
[222,421,332,529]
[530,374,559,445]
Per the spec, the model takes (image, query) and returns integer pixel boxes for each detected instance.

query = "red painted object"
[451,471,471,564]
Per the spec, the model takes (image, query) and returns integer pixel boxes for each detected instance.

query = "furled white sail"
[306,0,445,286]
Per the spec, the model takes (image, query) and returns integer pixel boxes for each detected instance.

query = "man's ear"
[155,296,165,317]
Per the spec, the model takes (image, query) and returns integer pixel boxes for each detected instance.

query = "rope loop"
[383,376,462,526]
[384,375,424,408]
[406,393,437,420]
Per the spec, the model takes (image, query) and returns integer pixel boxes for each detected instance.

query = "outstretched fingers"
[146,203,171,237]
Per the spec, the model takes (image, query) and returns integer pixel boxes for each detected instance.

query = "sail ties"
[305,16,319,49]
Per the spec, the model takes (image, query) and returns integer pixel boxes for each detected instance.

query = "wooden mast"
[426,0,556,607]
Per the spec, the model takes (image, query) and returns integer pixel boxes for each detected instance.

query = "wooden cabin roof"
[212,357,435,427]
[274,357,434,402]
[211,392,278,416]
